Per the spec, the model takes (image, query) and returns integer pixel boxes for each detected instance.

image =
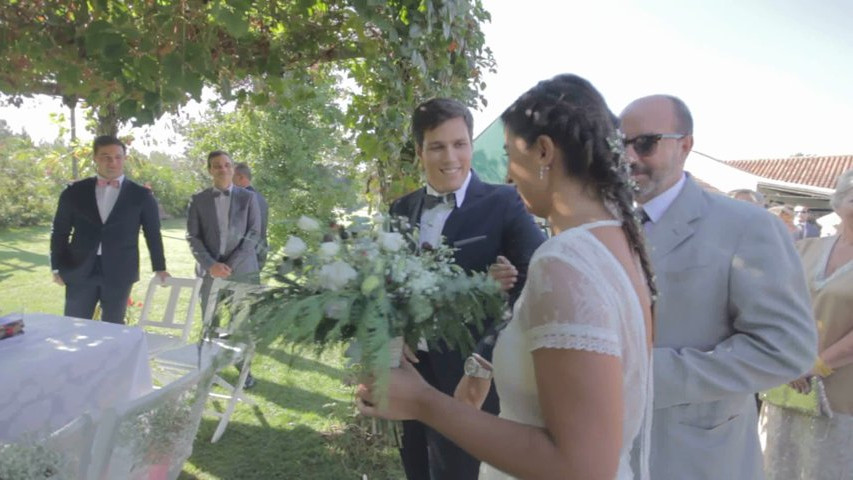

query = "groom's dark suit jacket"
[390,172,545,396]
[50,177,166,286]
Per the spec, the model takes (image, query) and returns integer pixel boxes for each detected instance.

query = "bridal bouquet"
[233,214,505,407]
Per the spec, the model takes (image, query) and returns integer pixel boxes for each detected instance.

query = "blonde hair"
[830,168,853,211]
[768,205,794,223]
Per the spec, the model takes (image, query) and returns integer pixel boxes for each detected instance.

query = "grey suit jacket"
[186,186,261,279]
[647,175,816,480]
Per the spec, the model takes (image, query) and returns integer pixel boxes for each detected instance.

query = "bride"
[358,74,655,480]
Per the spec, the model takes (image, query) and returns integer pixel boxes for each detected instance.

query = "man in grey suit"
[187,150,261,388]
[620,95,817,479]
[233,162,269,268]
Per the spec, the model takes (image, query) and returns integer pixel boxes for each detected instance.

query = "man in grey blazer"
[233,162,269,269]
[186,150,261,387]
[620,95,817,479]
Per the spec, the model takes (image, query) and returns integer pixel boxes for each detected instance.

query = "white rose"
[297,215,321,231]
[283,236,307,258]
[378,231,405,252]
[318,241,340,259]
[318,260,358,291]
[409,271,438,293]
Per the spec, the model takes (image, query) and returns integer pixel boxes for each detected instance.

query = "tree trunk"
[62,96,79,179]
[96,103,119,137]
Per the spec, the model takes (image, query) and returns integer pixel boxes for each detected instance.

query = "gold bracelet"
[814,357,834,377]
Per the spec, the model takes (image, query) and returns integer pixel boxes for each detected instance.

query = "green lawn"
[0,220,404,479]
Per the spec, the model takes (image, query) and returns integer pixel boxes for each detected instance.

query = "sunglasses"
[624,133,685,156]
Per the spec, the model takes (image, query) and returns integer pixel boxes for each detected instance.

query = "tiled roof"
[726,155,853,189]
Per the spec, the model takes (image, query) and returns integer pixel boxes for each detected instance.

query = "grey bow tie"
[213,189,230,197]
[423,192,455,210]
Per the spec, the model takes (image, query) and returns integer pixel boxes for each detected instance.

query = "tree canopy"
[0,0,494,201]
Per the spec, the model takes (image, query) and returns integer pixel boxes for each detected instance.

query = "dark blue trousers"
[399,350,500,480]
[63,256,133,324]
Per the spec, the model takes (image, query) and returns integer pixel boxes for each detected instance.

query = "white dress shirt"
[639,173,686,235]
[214,185,233,256]
[419,171,471,248]
[95,175,124,255]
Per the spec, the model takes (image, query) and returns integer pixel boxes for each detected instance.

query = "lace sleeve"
[519,252,621,357]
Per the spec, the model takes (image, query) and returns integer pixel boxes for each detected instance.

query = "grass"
[0,220,404,479]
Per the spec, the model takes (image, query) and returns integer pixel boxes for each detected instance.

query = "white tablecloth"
[0,313,153,442]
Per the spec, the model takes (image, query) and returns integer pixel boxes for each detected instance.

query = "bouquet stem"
[388,336,405,368]
[372,336,405,445]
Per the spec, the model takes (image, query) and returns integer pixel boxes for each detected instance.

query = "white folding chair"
[137,276,203,355]
[151,278,258,443]
[86,364,216,480]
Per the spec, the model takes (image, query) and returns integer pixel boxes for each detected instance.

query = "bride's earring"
[538,165,550,180]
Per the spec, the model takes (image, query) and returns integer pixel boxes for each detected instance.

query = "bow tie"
[423,192,455,210]
[97,178,120,188]
[213,189,230,197]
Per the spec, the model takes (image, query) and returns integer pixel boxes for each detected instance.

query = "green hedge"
[0,131,204,228]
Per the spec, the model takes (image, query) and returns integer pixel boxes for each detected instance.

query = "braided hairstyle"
[501,74,658,308]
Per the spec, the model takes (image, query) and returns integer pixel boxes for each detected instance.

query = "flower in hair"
[606,129,626,157]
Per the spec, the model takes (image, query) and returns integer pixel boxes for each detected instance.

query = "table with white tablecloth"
[0,313,153,442]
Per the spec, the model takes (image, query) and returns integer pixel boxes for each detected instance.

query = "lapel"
[406,187,427,228]
[82,177,102,226]
[647,174,706,261]
[441,171,486,242]
[205,188,223,242]
[227,187,242,239]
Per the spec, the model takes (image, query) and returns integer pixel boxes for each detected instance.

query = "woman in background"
[762,168,853,479]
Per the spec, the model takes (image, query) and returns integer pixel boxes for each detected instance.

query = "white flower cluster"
[318,241,340,259]
[283,236,307,258]
[408,270,438,294]
[318,260,358,291]
[297,215,321,231]
[378,232,404,252]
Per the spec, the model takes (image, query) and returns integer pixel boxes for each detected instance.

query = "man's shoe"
[243,373,256,390]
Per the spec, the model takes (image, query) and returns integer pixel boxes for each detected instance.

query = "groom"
[50,135,169,324]
[390,98,545,480]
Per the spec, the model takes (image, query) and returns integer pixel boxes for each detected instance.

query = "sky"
[472,0,853,160]
[2,0,853,161]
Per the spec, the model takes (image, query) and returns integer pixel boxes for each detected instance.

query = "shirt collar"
[97,175,125,186]
[213,184,233,195]
[639,172,686,224]
[425,170,472,208]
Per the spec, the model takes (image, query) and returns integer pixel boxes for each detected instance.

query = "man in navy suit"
[390,98,545,480]
[50,135,169,324]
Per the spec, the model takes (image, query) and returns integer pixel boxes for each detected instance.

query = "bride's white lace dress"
[479,220,652,480]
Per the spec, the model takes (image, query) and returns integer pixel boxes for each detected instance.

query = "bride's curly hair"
[501,73,658,308]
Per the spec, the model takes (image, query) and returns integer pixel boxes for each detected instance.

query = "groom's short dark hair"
[92,135,126,155]
[411,98,474,149]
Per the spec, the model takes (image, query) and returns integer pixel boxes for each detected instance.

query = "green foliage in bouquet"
[229,213,506,405]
